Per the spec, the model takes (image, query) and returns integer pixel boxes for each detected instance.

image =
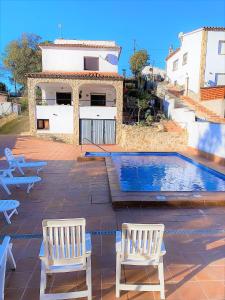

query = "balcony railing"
[36,99,116,107]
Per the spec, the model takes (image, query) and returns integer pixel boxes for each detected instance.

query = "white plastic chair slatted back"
[0,237,10,299]
[4,148,15,166]
[121,223,164,261]
[42,219,86,268]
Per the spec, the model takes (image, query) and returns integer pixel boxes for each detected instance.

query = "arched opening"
[36,82,73,106]
[34,82,74,135]
[78,83,116,107]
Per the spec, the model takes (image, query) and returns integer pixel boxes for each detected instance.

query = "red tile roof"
[203,26,225,31]
[165,48,180,61]
[27,71,123,80]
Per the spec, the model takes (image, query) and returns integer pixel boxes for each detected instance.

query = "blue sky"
[0,0,225,90]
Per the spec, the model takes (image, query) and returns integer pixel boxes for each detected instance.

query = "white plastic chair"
[0,168,41,195]
[39,218,92,300]
[0,200,20,224]
[116,223,166,299]
[4,148,47,175]
[0,236,16,300]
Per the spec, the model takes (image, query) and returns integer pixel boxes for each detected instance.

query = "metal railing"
[81,137,109,154]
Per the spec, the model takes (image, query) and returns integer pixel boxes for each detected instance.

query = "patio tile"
[199,281,225,300]
[175,281,207,300]
[1,136,225,299]
[4,288,24,300]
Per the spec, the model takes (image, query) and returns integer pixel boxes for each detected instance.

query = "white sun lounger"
[0,169,41,195]
[0,200,20,224]
[4,148,47,175]
[0,236,16,300]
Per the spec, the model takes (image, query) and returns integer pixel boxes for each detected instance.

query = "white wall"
[79,107,116,119]
[36,105,73,133]
[188,122,225,158]
[166,29,203,94]
[204,31,225,86]
[0,102,19,116]
[201,99,225,117]
[163,97,196,127]
[42,47,119,73]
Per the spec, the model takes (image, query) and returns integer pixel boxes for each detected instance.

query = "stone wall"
[0,113,17,128]
[36,133,74,144]
[120,125,188,151]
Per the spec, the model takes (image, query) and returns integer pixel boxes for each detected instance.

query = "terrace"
[0,135,225,300]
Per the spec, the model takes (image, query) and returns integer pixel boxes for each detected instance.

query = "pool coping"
[104,152,225,207]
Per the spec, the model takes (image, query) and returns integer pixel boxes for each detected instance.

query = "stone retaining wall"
[120,125,188,151]
[36,133,74,144]
[0,113,17,128]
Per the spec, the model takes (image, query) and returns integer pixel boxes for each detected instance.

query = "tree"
[0,82,7,92]
[137,91,150,124]
[3,33,42,93]
[129,50,149,78]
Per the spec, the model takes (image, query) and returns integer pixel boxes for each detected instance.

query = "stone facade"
[120,125,188,151]
[27,77,123,145]
[198,29,208,99]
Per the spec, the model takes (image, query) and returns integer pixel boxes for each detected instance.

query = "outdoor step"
[179,95,225,123]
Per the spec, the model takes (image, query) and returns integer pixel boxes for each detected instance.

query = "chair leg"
[8,244,16,270]
[86,256,92,300]
[158,258,165,300]
[40,261,47,299]
[3,211,11,224]
[18,165,25,176]
[116,253,121,298]
[27,182,34,193]
[1,182,11,195]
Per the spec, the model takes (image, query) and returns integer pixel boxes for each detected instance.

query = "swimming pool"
[85,152,225,192]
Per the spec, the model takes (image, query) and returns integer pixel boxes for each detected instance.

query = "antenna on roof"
[58,23,63,39]
[133,39,136,53]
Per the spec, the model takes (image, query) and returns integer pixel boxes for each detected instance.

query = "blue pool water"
[85,152,225,192]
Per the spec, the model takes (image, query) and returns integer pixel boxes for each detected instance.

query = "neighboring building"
[142,65,166,81]
[27,39,123,145]
[166,27,225,102]
[0,91,8,103]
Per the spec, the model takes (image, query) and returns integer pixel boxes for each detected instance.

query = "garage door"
[80,119,116,145]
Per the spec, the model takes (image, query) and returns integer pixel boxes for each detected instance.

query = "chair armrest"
[161,241,166,256]
[116,231,122,253]
[85,233,92,253]
[15,155,25,163]
[0,169,13,177]
[39,241,44,258]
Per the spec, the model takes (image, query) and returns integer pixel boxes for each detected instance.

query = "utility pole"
[58,23,63,38]
[133,39,136,54]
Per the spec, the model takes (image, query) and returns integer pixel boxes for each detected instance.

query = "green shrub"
[20,97,28,111]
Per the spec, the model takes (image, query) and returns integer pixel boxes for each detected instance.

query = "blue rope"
[0,228,225,241]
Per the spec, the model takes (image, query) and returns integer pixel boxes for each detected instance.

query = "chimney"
[168,45,174,55]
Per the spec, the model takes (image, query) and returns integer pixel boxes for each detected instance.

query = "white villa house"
[166,27,225,103]
[27,39,123,145]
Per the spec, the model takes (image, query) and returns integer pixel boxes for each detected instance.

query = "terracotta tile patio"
[0,135,225,300]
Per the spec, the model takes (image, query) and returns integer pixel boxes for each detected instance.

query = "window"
[37,119,49,130]
[84,57,99,71]
[91,94,106,106]
[182,53,188,65]
[56,92,71,105]
[173,59,178,71]
[215,73,225,86]
[218,41,225,55]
